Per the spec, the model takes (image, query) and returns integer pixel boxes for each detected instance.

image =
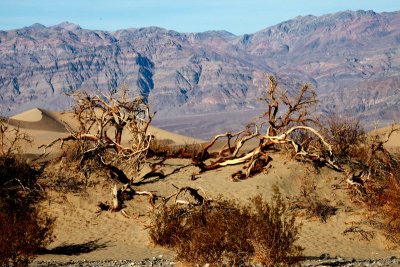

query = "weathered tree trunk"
[111,184,120,211]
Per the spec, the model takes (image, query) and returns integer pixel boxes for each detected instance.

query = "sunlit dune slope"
[4,108,204,157]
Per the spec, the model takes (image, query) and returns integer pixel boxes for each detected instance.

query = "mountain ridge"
[1,9,399,135]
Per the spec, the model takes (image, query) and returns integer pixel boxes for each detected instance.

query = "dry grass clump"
[149,138,200,159]
[322,114,366,159]
[0,155,54,267]
[39,141,101,193]
[291,175,337,222]
[150,189,303,266]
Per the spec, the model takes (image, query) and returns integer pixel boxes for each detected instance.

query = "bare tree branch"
[193,76,340,178]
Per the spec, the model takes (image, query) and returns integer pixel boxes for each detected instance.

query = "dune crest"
[10,108,43,122]
[369,124,400,149]
[8,108,67,133]
[5,108,204,157]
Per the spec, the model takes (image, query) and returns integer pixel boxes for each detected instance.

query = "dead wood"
[41,89,154,179]
[111,184,120,211]
[41,89,162,212]
[193,76,341,178]
[96,182,157,212]
[159,185,209,207]
[346,171,367,195]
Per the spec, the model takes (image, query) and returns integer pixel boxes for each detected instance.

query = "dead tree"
[193,76,341,178]
[261,76,318,135]
[41,90,154,177]
[42,89,157,211]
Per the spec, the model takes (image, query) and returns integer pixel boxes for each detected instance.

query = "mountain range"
[1,10,399,137]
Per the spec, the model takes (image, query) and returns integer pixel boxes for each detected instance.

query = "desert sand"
[369,124,400,150]
[5,108,400,265]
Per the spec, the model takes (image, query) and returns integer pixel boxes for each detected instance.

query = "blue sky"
[0,0,399,34]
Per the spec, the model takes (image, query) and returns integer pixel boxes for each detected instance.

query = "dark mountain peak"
[252,9,394,41]
[51,21,82,31]
[188,30,236,43]
[137,26,167,32]
[28,23,46,29]
[134,26,182,38]
[353,9,377,16]
[325,9,377,20]
[200,30,235,37]
[113,26,185,43]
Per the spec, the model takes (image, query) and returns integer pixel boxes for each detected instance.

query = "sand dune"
[5,108,204,157]
[147,125,204,146]
[369,124,400,149]
[33,154,400,264]
[9,108,67,132]
[4,108,400,264]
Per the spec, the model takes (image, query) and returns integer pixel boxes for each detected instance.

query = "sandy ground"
[4,108,400,264]
[369,124,400,151]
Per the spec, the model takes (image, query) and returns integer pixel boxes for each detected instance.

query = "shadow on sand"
[38,239,109,256]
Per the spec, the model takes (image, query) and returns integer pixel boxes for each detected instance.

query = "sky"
[0,0,399,35]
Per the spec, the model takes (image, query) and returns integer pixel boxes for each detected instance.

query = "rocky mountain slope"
[1,10,399,134]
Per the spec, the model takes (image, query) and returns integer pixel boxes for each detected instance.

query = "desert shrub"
[249,193,304,266]
[291,175,337,222]
[0,118,32,156]
[322,114,366,159]
[173,143,201,159]
[149,138,200,159]
[339,124,400,245]
[40,171,93,194]
[0,209,54,267]
[289,129,318,152]
[148,138,174,158]
[40,141,100,193]
[360,158,400,245]
[58,139,92,163]
[150,189,303,266]
[0,155,54,266]
[379,173,400,244]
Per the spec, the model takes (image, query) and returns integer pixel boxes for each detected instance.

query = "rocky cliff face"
[1,10,400,132]
[245,10,400,123]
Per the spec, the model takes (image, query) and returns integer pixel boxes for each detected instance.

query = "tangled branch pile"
[193,76,341,179]
[42,90,154,180]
